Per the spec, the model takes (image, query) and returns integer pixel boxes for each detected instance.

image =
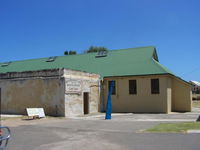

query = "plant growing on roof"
[64,51,69,55]
[69,51,77,55]
[85,46,108,53]
[64,50,77,55]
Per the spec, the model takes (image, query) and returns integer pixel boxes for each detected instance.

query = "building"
[190,81,200,94]
[189,81,200,100]
[0,69,100,116]
[0,46,192,116]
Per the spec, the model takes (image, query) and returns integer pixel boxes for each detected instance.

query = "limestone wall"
[64,69,100,117]
[0,69,65,116]
[0,69,100,117]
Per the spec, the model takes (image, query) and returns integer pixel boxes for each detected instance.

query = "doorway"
[83,92,89,115]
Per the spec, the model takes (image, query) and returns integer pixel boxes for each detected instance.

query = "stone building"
[0,69,100,117]
[0,46,192,116]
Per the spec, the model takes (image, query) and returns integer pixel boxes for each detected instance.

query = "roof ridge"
[110,46,156,52]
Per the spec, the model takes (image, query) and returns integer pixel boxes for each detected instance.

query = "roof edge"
[103,73,171,79]
[103,73,191,86]
[170,74,191,86]
[152,59,174,74]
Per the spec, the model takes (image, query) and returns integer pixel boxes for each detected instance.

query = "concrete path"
[70,112,200,122]
[187,130,200,133]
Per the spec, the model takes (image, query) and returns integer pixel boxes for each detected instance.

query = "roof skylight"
[46,56,57,62]
[1,62,12,67]
[95,51,108,58]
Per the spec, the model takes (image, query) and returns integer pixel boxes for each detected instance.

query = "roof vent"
[1,61,12,67]
[46,56,57,62]
[95,51,108,58]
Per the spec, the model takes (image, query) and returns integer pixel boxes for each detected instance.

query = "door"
[83,92,89,114]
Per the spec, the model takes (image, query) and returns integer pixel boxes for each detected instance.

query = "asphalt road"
[4,117,200,150]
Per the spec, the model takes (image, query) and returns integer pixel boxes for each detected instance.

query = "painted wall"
[64,69,100,117]
[103,75,171,113]
[0,69,65,116]
[102,75,191,113]
[171,77,192,112]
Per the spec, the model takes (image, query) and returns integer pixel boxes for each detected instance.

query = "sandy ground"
[1,117,65,127]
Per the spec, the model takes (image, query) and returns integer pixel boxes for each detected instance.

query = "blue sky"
[0,0,199,81]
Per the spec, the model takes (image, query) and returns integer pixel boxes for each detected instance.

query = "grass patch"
[193,101,200,107]
[146,122,200,133]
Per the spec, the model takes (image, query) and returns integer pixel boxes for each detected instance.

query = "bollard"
[105,80,114,120]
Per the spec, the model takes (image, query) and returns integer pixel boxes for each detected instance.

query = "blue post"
[105,80,114,120]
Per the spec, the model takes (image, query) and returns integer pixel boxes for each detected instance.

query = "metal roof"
[0,46,174,78]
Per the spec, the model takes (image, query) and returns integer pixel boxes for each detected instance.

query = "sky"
[0,0,200,81]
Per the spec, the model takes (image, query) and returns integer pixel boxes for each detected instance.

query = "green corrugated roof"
[0,46,174,77]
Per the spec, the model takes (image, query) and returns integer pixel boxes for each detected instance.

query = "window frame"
[129,80,137,95]
[108,80,116,95]
[151,78,160,94]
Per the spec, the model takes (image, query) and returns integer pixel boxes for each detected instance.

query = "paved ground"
[71,113,199,122]
[1,112,200,150]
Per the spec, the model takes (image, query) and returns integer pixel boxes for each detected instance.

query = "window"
[129,80,137,94]
[151,79,160,94]
[108,81,116,95]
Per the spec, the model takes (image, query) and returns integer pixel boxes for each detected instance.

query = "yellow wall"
[171,77,192,112]
[102,75,192,113]
[103,75,172,113]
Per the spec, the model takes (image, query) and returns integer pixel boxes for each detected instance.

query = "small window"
[108,81,116,95]
[129,80,137,94]
[151,79,160,94]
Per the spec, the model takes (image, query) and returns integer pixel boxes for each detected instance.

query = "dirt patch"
[1,117,66,127]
